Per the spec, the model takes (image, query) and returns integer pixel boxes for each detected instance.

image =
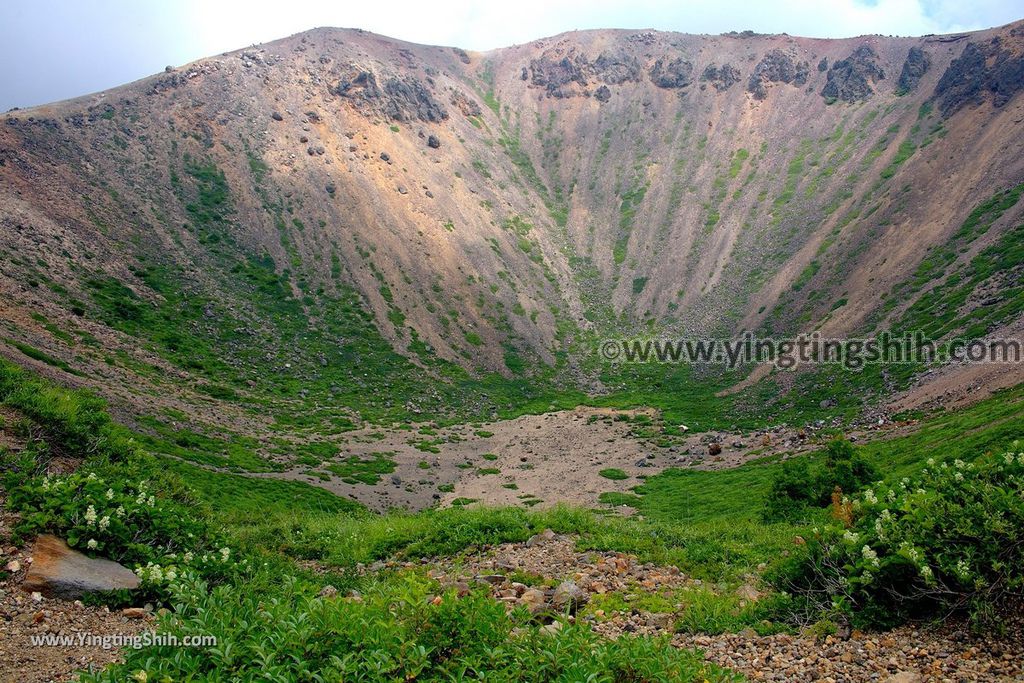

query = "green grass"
[4,355,1022,683]
[135,416,273,472]
[614,386,1024,528]
[4,339,82,376]
[160,457,362,516]
[628,458,782,522]
[598,468,629,481]
[325,452,396,485]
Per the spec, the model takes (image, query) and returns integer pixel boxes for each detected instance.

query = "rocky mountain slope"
[1,21,1023,428]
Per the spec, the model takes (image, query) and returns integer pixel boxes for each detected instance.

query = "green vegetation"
[613,386,1024,526]
[4,338,82,375]
[614,179,648,265]
[3,78,1024,680]
[83,574,734,682]
[774,445,1024,630]
[762,440,878,521]
[325,452,397,485]
[879,140,916,179]
[2,359,1023,682]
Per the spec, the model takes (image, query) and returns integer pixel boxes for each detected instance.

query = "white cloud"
[186,0,1022,51]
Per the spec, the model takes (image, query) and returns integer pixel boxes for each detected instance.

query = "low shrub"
[80,572,739,682]
[770,444,1024,630]
[762,439,878,521]
[0,358,135,462]
[2,444,238,602]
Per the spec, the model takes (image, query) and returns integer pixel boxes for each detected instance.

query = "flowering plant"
[4,455,217,569]
[773,443,1024,629]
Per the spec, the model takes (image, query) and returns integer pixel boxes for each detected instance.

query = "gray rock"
[748,50,809,99]
[821,45,885,103]
[551,580,588,613]
[476,574,507,586]
[897,46,930,94]
[525,528,556,547]
[884,674,923,683]
[518,587,548,614]
[650,57,693,89]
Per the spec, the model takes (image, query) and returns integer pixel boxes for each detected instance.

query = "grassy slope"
[612,385,1024,525]
[0,357,746,681]
[2,345,1023,680]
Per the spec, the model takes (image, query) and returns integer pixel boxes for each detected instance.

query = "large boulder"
[897,46,931,95]
[529,51,590,98]
[594,51,641,85]
[335,68,447,123]
[934,39,1024,116]
[821,45,885,103]
[22,535,140,600]
[650,57,694,89]
[700,64,741,91]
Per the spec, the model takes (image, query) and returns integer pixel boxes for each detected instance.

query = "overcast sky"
[2,0,1021,111]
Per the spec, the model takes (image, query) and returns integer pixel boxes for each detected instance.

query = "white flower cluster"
[861,545,880,568]
[135,546,243,590]
[899,542,921,564]
[956,559,971,579]
[136,562,179,585]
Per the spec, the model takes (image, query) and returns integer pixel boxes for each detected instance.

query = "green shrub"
[0,358,135,462]
[770,444,1024,630]
[598,468,629,481]
[3,450,216,566]
[80,572,737,682]
[326,452,396,485]
[763,440,878,521]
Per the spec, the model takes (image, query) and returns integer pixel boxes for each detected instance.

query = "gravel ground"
[671,625,1024,682]
[424,533,1024,682]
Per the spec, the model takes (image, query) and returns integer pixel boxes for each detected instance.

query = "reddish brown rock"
[22,535,139,600]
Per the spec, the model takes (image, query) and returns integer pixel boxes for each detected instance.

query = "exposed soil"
[887,323,1024,414]
[250,405,865,513]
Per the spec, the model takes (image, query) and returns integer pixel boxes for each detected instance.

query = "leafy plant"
[80,572,738,682]
[771,444,1024,629]
[762,440,878,521]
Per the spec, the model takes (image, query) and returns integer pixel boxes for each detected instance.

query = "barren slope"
[1,21,1023,436]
